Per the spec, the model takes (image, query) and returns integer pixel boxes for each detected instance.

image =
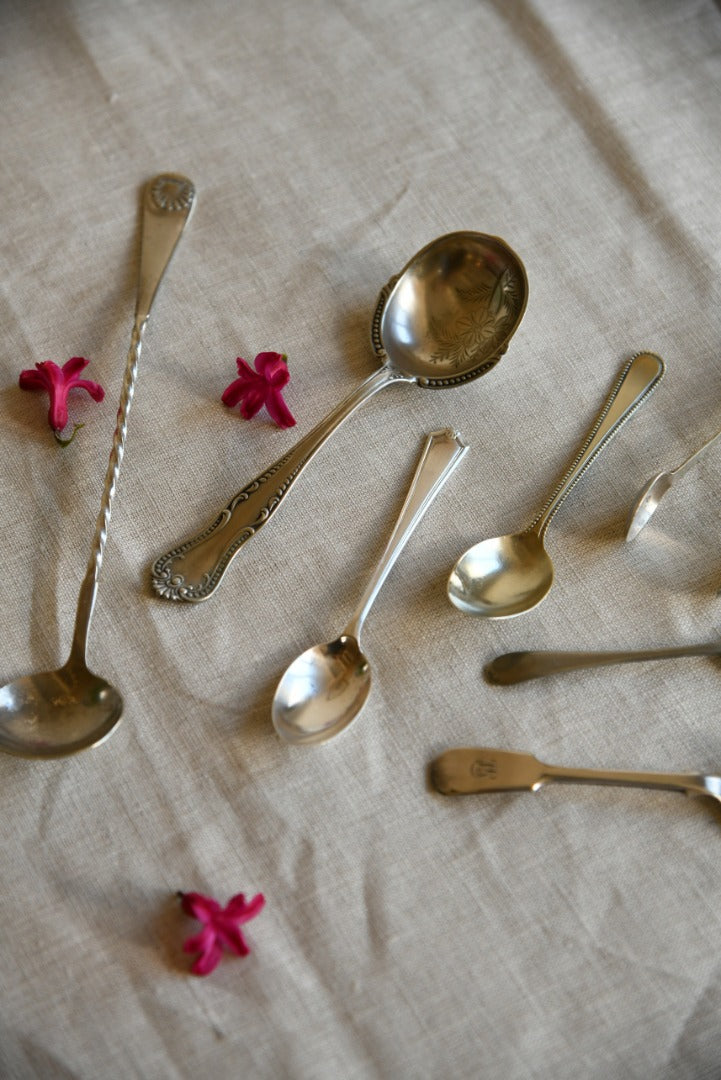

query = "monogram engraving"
[470,757,497,779]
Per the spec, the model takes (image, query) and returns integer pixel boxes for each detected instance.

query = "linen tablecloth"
[2,1,721,1076]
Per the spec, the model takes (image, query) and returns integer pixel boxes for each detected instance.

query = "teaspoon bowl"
[272,637,371,746]
[447,531,553,617]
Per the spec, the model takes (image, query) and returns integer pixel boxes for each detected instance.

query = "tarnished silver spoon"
[152,231,527,602]
[626,424,721,541]
[430,747,721,814]
[0,174,195,758]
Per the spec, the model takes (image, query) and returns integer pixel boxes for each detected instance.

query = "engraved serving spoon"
[447,352,665,618]
[626,424,721,541]
[0,174,195,758]
[152,231,527,602]
[430,748,721,815]
[272,429,468,745]
[485,642,721,684]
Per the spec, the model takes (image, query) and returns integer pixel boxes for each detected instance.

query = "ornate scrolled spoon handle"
[484,643,721,685]
[151,366,405,602]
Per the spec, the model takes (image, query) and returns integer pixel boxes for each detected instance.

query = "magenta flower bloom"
[19,357,105,441]
[179,890,265,976]
[222,351,295,428]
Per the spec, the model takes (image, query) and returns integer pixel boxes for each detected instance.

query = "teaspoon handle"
[151,367,402,602]
[344,429,468,640]
[70,175,195,663]
[530,352,665,538]
[485,642,721,684]
[673,424,721,478]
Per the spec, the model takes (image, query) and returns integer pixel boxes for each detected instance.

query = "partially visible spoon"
[485,642,721,684]
[430,747,721,814]
[152,231,526,602]
[272,429,468,745]
[447,352,665,618]
[626,423,721,541]
[0,174,195,758]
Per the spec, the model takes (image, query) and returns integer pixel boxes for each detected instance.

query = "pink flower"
[179,891,265,976]
[222,351,295,428]
[19,357,105,443]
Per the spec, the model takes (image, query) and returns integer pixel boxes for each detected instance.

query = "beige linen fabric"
[2,0,721,1076]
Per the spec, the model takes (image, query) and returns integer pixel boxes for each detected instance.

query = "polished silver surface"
[152,232,526,602]
[447,352,665,618]
[272,429,468,745]
[626,423,721,541]
[485,642,721,684]
[430,748,721,815]
[0,174,195,758]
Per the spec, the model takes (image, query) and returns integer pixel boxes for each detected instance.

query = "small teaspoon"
[626,424,721,541]
[447,352,665,618]
[272,429,468,745]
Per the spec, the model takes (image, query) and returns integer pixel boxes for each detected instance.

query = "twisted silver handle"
[69,174,195,662]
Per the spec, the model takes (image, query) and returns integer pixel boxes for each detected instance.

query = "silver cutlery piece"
[272,429,468,745]
[484,642,721,684]
[447,351,665,618]
[430,747,721,812]
[0,174,195,758]
[152,231,526,602]
[626,424,721,541]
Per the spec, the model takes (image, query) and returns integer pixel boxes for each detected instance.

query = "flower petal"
[254,351,287,379]
[222,376,255,408]
[73,378,105,402]
[180,892,222,923]
[190,939,223,976]
[215,923,250,957]
[265,389,296,428]
[224,892,266,920]
[19,367,50,390]
[62,356,91,378]
[238,386,266,420]
[235,356,256,377]
[182,926,216,955]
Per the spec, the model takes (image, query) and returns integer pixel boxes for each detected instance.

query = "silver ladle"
[0,174,195,758]
[272,429,468,745]
[626,424,721,541]
[152,231,527,602]
[447,352,665,618]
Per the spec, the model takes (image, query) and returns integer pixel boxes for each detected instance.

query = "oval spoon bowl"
[272,637,371,746]
[447,531,554,617]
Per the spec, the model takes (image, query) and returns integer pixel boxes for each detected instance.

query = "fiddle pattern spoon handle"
[343,428,469,641]
[484,643,721,684]
[529,352,665,539]
[70,174,195,663]
[430,748,716,804]
[151,366,402,603]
